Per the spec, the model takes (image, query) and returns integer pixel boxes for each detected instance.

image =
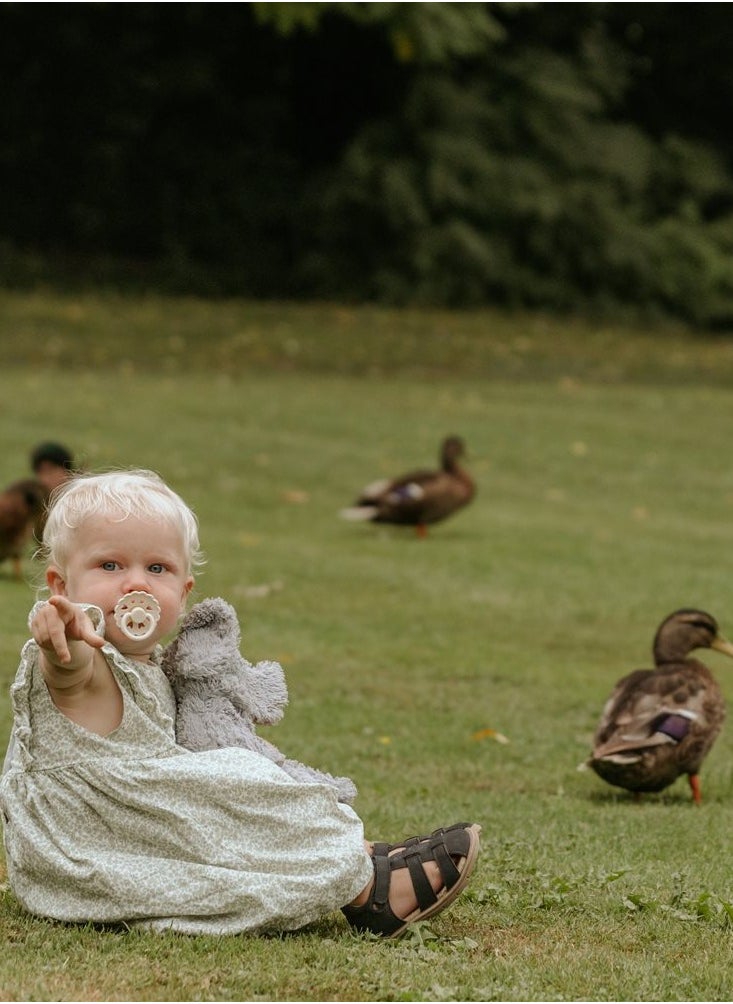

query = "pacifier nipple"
[113,591,161,641]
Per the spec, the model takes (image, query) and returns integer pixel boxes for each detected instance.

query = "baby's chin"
[104,622,159,660]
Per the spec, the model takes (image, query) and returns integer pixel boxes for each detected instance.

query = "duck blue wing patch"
[655,712,694,742]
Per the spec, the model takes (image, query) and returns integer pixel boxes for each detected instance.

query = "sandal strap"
[371,841,392,858]
[371,850,391,910]
[397,847,439,912]
[377,823,470,858]
[387,822,473,854]
[388,826,468,911]
[428,833,462,890]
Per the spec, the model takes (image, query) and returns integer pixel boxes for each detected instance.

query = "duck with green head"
[587,609,733,803]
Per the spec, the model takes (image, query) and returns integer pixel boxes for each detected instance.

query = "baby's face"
[47,514,194,657]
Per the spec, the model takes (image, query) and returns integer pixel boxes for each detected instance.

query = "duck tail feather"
[339,506,378,522]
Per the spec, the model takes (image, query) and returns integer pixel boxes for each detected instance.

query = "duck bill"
[711,635,733,659]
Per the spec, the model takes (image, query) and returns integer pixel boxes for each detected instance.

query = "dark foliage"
[2,2,733,322]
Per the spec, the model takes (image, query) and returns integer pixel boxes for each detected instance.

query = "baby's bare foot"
[387,857,443,919]
[351,840,445,917]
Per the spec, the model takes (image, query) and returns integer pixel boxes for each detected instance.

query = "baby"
[0,469,480,937]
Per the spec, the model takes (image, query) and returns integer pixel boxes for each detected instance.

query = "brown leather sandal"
[343,822,481,938]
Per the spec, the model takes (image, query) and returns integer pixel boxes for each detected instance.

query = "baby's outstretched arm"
[32,597,123,734]
[32,596,105,677]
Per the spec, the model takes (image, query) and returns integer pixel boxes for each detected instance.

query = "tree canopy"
[3,2,733,324]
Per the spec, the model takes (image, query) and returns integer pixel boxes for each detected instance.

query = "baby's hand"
[32,596,106,667]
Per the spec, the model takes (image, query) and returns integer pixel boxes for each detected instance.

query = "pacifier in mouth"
[113,591,161,641]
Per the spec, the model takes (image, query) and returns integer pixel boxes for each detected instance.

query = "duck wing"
[358,467,436,501]
[382,468,476,524]
[591,664,720,761]
[342,468,438,523]
[379,467,442,514]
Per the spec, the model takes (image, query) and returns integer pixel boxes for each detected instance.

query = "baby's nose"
[123,568,153,592]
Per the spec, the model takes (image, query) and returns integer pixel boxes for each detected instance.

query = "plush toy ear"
[179,598,241,643]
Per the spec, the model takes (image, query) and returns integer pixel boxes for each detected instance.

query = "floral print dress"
[0,607,372,935]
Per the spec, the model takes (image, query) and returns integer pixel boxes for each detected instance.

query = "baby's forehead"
[77,511,187,547]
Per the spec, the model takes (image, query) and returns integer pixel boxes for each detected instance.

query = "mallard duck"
[587,609,733,803]
[340,435,476,538]
[0,478,46,578]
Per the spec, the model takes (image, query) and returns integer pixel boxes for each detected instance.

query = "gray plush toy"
[161,597,357,804]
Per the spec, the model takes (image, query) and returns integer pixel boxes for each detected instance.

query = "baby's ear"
[46,566,66,596]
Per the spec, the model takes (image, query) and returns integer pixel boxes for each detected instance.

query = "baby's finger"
[30,601,63,640]
[46,595,80,624]
[61,606,106,651]
[39,598,103,661]
[50,633,72,664]
[32,605,72,663]
[77,621,106,649]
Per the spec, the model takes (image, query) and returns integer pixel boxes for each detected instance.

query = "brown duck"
[587,609,733,803]
[0,478,46,578]
[340,436,476,538]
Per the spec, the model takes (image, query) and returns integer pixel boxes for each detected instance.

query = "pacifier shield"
[113,591,161,641]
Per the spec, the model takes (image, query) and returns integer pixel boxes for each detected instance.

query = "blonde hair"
[42,469,203,574]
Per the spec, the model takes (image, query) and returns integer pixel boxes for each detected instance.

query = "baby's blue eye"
[101,561,117,572]
[148,563,165,574]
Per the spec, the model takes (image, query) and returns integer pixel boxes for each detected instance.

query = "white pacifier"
[113,591,161,641]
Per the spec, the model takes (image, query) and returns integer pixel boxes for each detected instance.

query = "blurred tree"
[2,2,733,323]
[606,3,733,161]
[300,3,733,322]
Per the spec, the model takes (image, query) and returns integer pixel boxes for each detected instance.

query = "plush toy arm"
[211,662,287,726]
[236,659,288,726]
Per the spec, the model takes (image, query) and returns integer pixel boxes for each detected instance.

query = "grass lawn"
[2,289,733,1000]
